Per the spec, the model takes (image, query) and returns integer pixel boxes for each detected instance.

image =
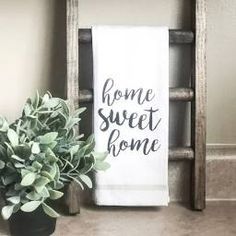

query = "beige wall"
[0,0,235,145]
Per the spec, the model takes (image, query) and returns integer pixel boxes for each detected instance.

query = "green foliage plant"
[0,92,109,220]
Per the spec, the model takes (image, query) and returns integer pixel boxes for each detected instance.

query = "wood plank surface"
[191,0,207,210]
[66,0,80,215]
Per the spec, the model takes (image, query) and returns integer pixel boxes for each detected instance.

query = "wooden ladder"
[65,0,206,212]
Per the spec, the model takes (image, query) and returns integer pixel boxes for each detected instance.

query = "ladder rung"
[79,29,194,44]
[169,88,194,101]
[169,147,194,161]
[78,88,194,103]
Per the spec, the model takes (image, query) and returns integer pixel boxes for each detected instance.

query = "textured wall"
[0,0,236,145]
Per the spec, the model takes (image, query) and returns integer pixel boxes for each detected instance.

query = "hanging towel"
[92,26,169,206]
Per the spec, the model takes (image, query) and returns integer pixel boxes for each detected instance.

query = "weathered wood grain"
[66,0,80,215]
[79,29,194,44]
[169,88,194,101]
[169,147,194,161]
[67,0,79,109]
[191,0,207,210]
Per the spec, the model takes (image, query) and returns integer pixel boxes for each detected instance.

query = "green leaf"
[92,151,108,161]
[32,91,40,108]
[94,161,110,171]
[21,201,41,212]
[58,112,67,126]
[47,141,57,149]
[32,142,40,154]
[42,203,59,218]
[59,99,70,116]
[7,196,20,204]
[79,174,93,188]
[32,161,42,170]
[48,163,57,179]
[1,205,14,220]
[42,93,50,103]
[21,169,31,178]
[41,171,53,181]
[34,185,45,194]
[39,187,50,198]
[34,176,50,187]
[48,189,64,200]
[86,134,95,144]
[0,116,9,132]
[27,115,37,119]
[55,181,64,190]
[71,178,84,190]
[70,145,80,155]
[7,129,19,146]
[11,155,25,162]
[4,142,14,156]
[39,132,58,144]
[23,103,31,116]
[21,172,36,186]
[43,98,60,109]
[14,163,25,168]
[73,107,86,117]
[0,160,5,169]
[46,148,58,162]
[66,117,80,130]
[26,191,41,201]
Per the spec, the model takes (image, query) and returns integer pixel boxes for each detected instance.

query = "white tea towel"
[93,26,169,206]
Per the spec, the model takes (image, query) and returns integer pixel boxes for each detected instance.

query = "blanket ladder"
[65,0,206,212]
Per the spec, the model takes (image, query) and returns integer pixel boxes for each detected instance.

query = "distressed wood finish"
[169,147,194,161]
[79,29,194,44]
[67,0,79,108]
[169,88,194,101]
[78,88,194,103]
[191,0,207,210]
[66,0,80,214]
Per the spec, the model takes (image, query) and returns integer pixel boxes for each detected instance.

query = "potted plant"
[0,92,109,236]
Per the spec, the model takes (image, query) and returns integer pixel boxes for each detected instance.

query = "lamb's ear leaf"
[21,201,41,212]
[26,191,41,201]
[7,196,20,205]
[79,174,93,188]
[7,129,19,146]
[42,93,50,103]
[48,189,64,200]
[94,161,110,171]
[92,151,108,162]
[32,142,40,154]
[73,107,86,117]
[32,91,40,108]
[39,132,58,144]
[21,172,36,186]
[42,203,60,218]
[43,98,60,109]
[1,205,14,220]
